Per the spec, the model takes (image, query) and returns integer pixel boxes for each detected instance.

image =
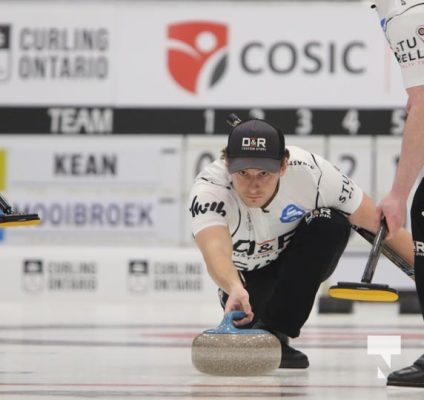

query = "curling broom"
[328,219,404,302]
[0,194,40,227]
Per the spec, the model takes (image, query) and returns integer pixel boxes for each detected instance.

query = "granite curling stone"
[191,310,281,376]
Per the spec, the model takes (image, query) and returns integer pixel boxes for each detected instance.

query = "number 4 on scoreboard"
[342,109,361,135]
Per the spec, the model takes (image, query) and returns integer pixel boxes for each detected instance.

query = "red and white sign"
[0,1,407,107]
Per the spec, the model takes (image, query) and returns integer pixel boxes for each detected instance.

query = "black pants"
[410,178,424,318]
[221,208,351,338]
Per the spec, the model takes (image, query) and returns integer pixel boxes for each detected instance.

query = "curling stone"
[191,310,281,376]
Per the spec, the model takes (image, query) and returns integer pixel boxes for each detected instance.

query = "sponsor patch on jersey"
[280,204,305,223]
[414,241,424,257]
[304,208,332,224]
[189,195,226,217]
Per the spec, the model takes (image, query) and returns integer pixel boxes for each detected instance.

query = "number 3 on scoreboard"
[295,108,313,135]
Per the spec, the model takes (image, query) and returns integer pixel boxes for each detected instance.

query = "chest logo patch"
[280,204,305,223]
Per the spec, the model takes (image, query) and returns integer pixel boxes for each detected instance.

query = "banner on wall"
[0,245,414,303]
[2,1,404,106]
[0,3,115,104]
[0,1,409,135]
[0,246,218,302]
[0,136,183,245]
[116,2,405,107]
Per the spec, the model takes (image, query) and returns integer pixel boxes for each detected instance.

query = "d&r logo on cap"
[242,137,267,151]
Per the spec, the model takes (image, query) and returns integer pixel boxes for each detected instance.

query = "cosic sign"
[240,40,365,75]
[166,23,366,95]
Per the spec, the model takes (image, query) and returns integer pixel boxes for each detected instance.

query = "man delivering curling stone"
[188,115,414,369]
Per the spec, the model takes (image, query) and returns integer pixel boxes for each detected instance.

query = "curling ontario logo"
[167,21,228,94]
[0,24,11,81]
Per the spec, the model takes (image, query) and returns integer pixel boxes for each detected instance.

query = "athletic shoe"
[273,331,309,369]
[387,354,424,388]
[253,320,309,369]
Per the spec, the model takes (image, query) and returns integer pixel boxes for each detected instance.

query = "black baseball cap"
[227,119,285,174]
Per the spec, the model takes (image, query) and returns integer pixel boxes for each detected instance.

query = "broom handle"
[0,194,13,215]
[361,219,388,284]
[351,224,414,280]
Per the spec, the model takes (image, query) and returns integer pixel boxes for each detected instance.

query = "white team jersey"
[375,0,424,88]
[375,0,423,22]
[189,146,363,272]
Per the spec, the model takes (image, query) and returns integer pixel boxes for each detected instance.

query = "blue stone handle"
[204,310,269,334]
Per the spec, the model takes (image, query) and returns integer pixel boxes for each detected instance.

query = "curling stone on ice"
[191,310,281,376]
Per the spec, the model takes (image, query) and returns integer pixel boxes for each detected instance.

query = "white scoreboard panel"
[285,136,326,158]
[327,136,374,198]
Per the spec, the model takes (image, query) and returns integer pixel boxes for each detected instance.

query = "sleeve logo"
[189,195,226,217]
[280,204,305,223]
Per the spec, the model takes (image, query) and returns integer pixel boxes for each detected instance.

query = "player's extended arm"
[195,225,253,325]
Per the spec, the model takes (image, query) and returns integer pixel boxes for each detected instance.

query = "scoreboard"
[0,106,407,136]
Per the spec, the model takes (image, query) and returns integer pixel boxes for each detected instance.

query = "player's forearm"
[195,227,244,294]
[385,228,415,267]
[204,254,244,295]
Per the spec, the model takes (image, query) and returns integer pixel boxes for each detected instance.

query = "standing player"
[188,116,414,369]
[374,0,424,388]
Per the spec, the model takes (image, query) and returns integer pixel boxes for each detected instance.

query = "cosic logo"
[241,41,365,75]
[242,137,266,150]
[166,21,366,95]
[167,21,228,94]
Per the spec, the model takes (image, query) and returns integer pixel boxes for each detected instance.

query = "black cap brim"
[228,158,281,174]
